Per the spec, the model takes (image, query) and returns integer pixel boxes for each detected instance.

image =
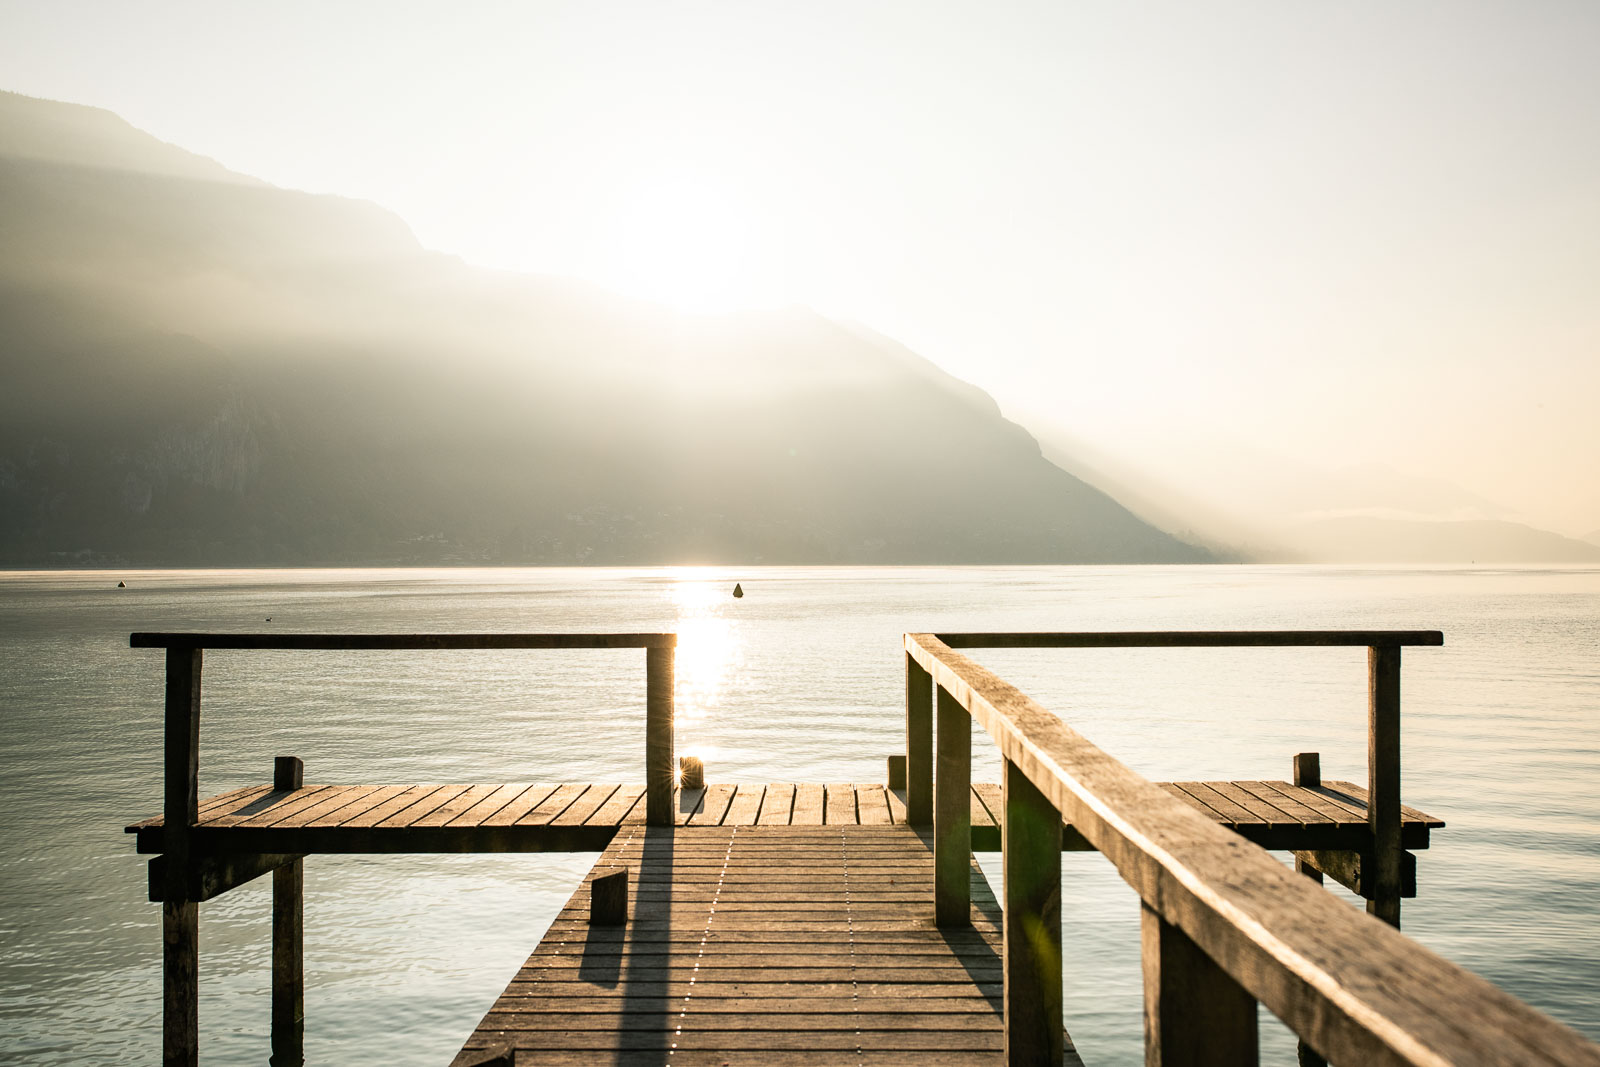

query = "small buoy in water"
[732,582,744,598]
[116,581,125,588]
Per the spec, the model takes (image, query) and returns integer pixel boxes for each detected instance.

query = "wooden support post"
[1368,644,1402,928]
[933,684,971,926]
[162,646,202,1067]
[1002,758,1062,1065]
[590,867,629,926]
[271,862,304,1066]
[1293,753,1324,885]
[270,756,304,1067]
[1142,903,1258,1067]
[1292,755,1329,1067]
[645,646,675,827]
[906,652,933,826]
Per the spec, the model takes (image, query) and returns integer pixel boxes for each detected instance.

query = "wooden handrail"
[130,632,678,649]
[134,630,678,1066]
[913,630,1424,925]
[936,630,1442,648]
[905,631,1600,1066]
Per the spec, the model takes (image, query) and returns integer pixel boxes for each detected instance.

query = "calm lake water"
[1,565,1597,1064]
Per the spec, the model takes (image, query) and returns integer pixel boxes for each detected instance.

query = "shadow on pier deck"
[453,825,1057,1066]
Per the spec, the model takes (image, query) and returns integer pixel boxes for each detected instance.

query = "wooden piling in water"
[270,757,304,1067]
[162,646,201,1067]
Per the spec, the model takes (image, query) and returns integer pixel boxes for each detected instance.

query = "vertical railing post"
[645,644,676,827]
[1292,752,1324,885]
[1367,643,1402,928]
[1291,753,1328,1066]
[905,650,933,827]
[271,757,305,1067]
[162,645,202,1067]
[933,684,971,926]
[1141,904,1258,1066]
[1002,758,1062,1064]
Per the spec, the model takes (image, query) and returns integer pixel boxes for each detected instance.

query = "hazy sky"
[4,1,1597,533]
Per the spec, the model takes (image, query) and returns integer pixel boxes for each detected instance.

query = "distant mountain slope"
[1287,517,1600,564]
[0,91,1205,566]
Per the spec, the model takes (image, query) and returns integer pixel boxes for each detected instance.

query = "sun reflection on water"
[670,571,742,732]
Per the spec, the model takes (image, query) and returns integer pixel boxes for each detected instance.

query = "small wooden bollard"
[678,755,705,790]
[886,754,907,790]
[590,867,629,926]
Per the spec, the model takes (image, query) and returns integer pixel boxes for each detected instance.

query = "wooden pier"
[125,630,1600,1066]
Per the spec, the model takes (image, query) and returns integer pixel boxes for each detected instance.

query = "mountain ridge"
[0,90,1206,566]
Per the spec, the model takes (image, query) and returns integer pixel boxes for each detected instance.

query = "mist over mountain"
[1035,422,1600,565]
[0,92,1204,566]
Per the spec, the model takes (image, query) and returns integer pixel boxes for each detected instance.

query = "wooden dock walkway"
[127,779,1440,858]
[452,824,1068,1066]
[123,629,1600,1067]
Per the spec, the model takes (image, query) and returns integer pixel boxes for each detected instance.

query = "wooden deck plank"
[517,784,589,826]
[971,782,1002,828]
[322,784,413,827]
[886,787,908,824]
[411,785,505,828]
[132,778,1444,851]
[1236,781,1336,826]
[789,783,825,825]
[446,783,536,828]
[857,784,894,825]
[824,783,857,825]
[220,785,341,828]
[553,784,622,827]
[124,782,272,830]
[270,784,387,828]
[455,824,1018,1064]
[1158,781,1223,821]
[377,784,473,829]
[688,784,737,826]
[481,784,562,827]
[675,787,707,826]
[1207,781,1300,828]
[339,785,450,829]
[722,784,767,826]
[1325,780,1446,827]
[583,785,645,826]
[1173,782,1264,826]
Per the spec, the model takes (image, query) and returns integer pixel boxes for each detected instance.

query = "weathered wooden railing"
[130,632,677,1067]
[904,630,1600,1066]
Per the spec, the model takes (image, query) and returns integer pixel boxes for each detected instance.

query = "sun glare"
[670,570,741,726]
[588,170,765,314]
